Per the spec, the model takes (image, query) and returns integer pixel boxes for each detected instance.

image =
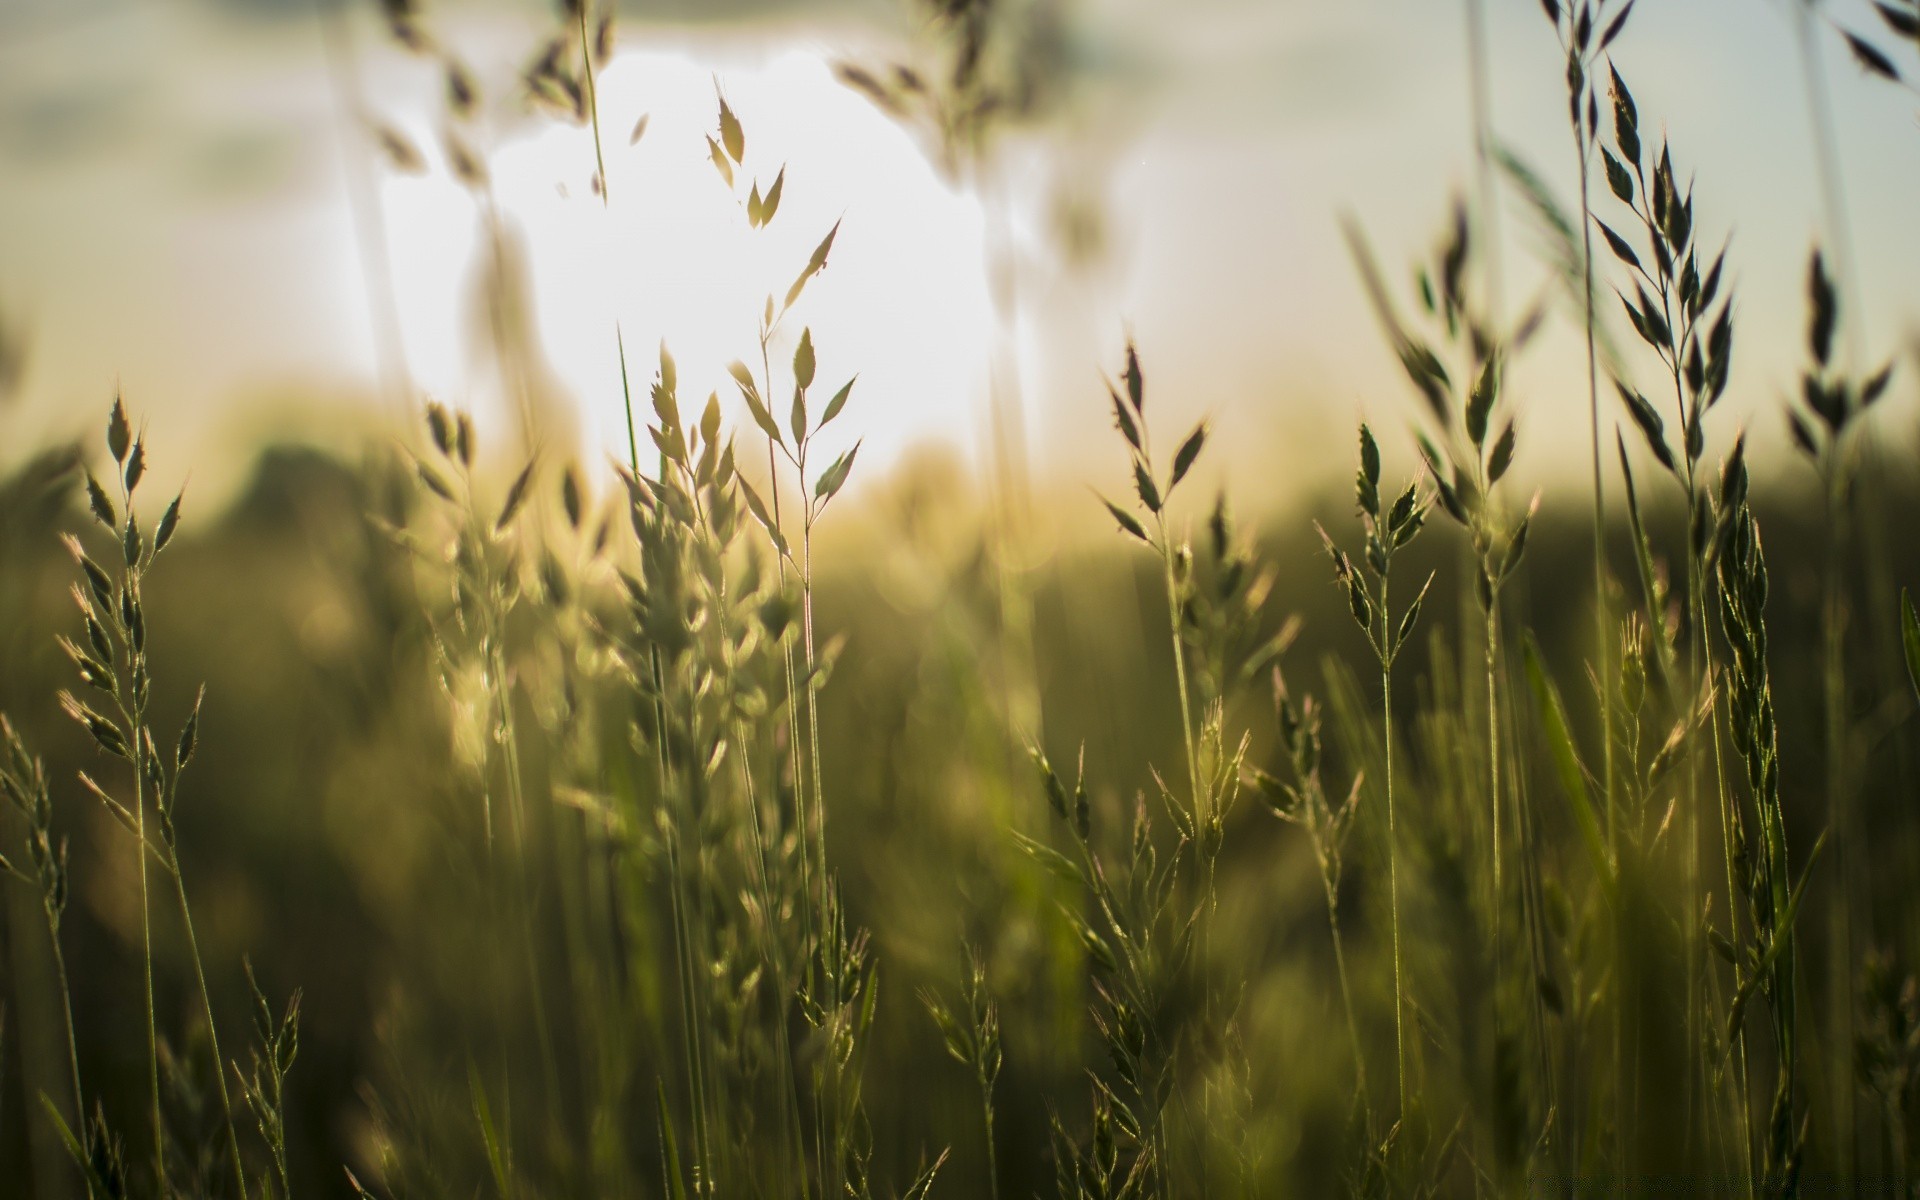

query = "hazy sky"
[1,0,1917,512]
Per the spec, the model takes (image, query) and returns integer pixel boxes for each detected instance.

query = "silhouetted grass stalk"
[1791,6,1867,1167]
[1319,424,1431,1128]
[64,401,248,1197]
[0,720,88,1174]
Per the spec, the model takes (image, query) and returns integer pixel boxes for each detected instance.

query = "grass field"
[6,1,1920,1196]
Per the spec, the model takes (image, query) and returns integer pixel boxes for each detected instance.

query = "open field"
[7,1,1920,1196]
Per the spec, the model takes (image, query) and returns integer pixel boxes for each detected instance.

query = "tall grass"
[6,3,1920,1197]
[1320,423,1432,1135]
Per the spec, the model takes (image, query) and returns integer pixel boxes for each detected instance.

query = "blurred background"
[4,0,1918,506]
[6,0,1920,1196]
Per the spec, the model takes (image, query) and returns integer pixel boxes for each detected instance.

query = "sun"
[377,46,994,477]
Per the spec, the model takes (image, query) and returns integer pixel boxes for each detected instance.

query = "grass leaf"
[1903,589,1920,703]
[468,1059,512,1199]
[1525,636,1616,905]
[1100,495,1151,545]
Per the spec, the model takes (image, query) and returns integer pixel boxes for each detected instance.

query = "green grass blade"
[656,1077,690,1200]
[37,1092,88,1167]
[467,1058,512,1200]
[1902,588,1920,702]
[37,1092,106,1197]
[1524,636,1616,905]
[898,1147,951,1199]
[1724,829,1828,1055]
[1617,435,1666,672]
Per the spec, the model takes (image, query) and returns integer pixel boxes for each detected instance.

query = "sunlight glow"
[379,48,995,476]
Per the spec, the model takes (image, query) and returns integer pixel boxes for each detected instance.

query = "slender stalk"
[1564,39,1624,1172]
[1794,5,1864,1165]
[801,509,827,912]
[488,629,567,1146]
[653,648,715,1197]
[799,496,845,1200]
[1574,107,1615,906]
[1507,728,1560,1159]
[758,329,820,962]
[1157,527,1203,830]
[1681,481,1757,1183]
[1819,450,1856,1175]
[168,864,248,1200]
[1485,587,1503,974]
[1380,573,1407,1125]
[590,67,736,1173]
[707,518,810,1193]
[2,735,92,1160]
[1136,408,1201,825]
[978,1069,1000,1200]
[46,935,85,1145]
[578,4,610,210]
[1323,874,1372,1135]
[121,657,163,1191]
[729,707,811,1194]
[617,330,640,483]
[1326,439,1422,1138]
[1150,458,1211,1189]
[1623,138,1733,1158]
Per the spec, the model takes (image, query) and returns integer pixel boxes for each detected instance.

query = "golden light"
[378,46,996,476]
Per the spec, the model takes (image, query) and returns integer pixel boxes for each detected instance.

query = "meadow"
[5,0,1920,1196]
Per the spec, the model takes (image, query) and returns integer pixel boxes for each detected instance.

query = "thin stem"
[979,1069,1000,1200]
[125,703,163,1190]
[1136,419,1201,823]
[1486,590,1503,982]
[682,653,732,1185]
[801,514,827,909]
[44,924,87,1166]
[169,863,247,1200]
[1820,449,1856,1175]
[1795,23,1907,1112]
[1158,529,1203,831]
[655,647,715,1197]
[1681,460,1707,1156]
[1789,11,1872,1138]
[1153,503,1211,1185]
[617,330,641,483]
[1574,105,1616,934]
[732,708,812,1195]
[1322,873,1373,1137]
[578,3,611,209]
[1507,727,1560,1167]
[710,535,811,1195]
[1568,68,1626,1174]
[1380,574,1407,1125]
[1641,177,1722,1159]
[489,630,567,1150]
[760,330,819,963]
[800,496,856,1200]
[1691,520,1757,1183]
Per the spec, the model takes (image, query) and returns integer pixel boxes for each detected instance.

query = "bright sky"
[375,45,994,475]
[1,0,1917,511]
